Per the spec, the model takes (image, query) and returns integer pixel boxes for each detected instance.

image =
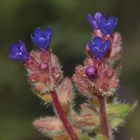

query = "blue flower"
[31,27,53,49]
[99,15,117,35]
[9,40,29,61]
[88,37,111,59]
[87,12,117,35]
[87,12,102,29]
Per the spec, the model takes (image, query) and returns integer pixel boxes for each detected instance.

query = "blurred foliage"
[0,0,140,140]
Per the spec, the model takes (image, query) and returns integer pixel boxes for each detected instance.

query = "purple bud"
[86,66,98,79]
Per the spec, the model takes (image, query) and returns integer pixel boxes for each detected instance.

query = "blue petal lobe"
[33,27,42,38]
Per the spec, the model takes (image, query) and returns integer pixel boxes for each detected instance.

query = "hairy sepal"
[33,116,69,139]
[71,104,99,130]
[56,77,74,113]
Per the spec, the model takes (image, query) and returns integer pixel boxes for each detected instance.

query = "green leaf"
[107,103,131,117]
[95,134,107,140]
[107,102,137,129]
[80,134,90,140]
[110,117,125,129]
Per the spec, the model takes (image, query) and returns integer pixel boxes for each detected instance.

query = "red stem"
[97,95,112,140]
[50,90,79,140]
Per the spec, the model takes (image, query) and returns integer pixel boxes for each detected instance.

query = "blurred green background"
[0,0,140,140]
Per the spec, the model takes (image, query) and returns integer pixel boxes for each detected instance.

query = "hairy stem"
[97,95,112,140]
[51,90,79,140]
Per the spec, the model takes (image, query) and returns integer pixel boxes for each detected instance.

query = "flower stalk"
[50,90,79,140]
[97,95,112,140]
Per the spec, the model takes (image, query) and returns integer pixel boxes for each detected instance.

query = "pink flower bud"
[72,57,119,97]
[24,49,63,93]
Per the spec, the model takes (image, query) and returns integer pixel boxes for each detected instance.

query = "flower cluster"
[86,12,118,59]
[9,27,63,95]
[9,12,132,140]
[73,12,122,97]
[8,30,101,139]
[9,27,53,61]
[72,57,119,97]
[87,12,117,35]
